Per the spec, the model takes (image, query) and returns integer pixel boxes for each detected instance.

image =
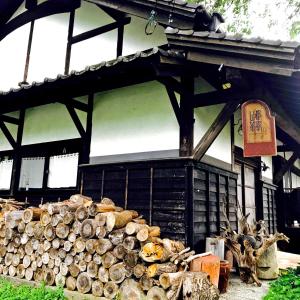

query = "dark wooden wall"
[80,158,238,250]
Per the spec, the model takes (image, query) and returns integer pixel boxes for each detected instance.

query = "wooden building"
[0,0,299,253]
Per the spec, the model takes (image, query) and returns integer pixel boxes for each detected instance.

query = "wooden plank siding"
[262,183,277,234]
[81,158,238,251]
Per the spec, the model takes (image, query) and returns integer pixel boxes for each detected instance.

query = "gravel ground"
[219,275,270,300]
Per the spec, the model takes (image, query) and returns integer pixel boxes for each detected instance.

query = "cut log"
[109,262,126,284]
[182,272,219,300]
[63,211,74,225]
[68,232,77,243]
[74,238,86,253]
[149,226,160,238]
[48,258,55,269]
[64,241,72,252]
[51,214,63,227]
[60,263,69,276]
[70,194,92,206]
[96,238,113,255]
[84,252,92,263]
[65,254,74,266]
[103,281,118,299]
[80,219,96,239]
[0,245,6,257]
[17,221,26,233]
[72,220,82,235]
[106,211,135,232]
[33,223,44,240]
[43,240,51,252]
[55,273,66,287]
[42,252,50,265]
[93,253,102,265]
[75,206,89,221]
[9,265,16,277]
[123,236,138,251]
[22,208,42,223]
[40,211,52,226]
[86,239,97,254]
[102,251,118,269]
[137,227,150,242]
[147,263,177,278]
[66,276,77,291]
[133,264,146,280]
[95,213,107,227]
[56,223,70,239]
[113,244,127,260]
[52,238,60,249]
[25,221,38,237]
[5,227,13,240]
[12,253,20,267]
[69,264,80,278]
[147,287,167,300]
[6,211,22,228]
[96,226,107,239]
[16,264,25,278]
[43,269,55,286]
[125,222,147,235]
[140,275,154,291]
[76,272,92,294]
[124,250,139,268]
[58,248,67,260]
[140,242,172,263]
[159,272,184,290]
[77,260,87,272]
[87,261,99,278]
[25,267,33,281]
[109,228,125,245]
[92,280,104,297]
[98,266,109,283]
[44,225,56,241]
[24,241,33,255]
[120,278,146,299]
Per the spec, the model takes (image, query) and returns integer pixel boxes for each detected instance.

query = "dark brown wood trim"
[23,20,35,84]
[165,86,182,126]
[193,100,240,161]
[0,115,20,125]
[274,152,298,185]
[64,10,75,75]
[0,120,17,149]
[117,25,124,57]
[66,104,86,138]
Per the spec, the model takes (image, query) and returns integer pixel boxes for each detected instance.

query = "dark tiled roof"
[165,28,300,76]
[86,0,224,31]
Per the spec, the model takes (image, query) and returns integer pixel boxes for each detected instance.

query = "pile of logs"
[0,194,212,299]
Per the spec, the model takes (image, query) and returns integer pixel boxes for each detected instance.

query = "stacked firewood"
[0,194,203,299]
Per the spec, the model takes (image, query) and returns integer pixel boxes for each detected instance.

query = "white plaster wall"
[194,105,232,164]
[90,81,179,157]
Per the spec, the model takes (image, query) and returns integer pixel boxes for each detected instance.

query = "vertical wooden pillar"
[117,25,124,57]
[64,10,75,75]
[179,76,194,157]
[81,94,94,164]
[10,110,25,196]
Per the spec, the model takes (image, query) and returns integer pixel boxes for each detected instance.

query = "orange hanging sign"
[242,100,277,157]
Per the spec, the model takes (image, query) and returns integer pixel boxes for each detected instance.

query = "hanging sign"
[242,100,277,157]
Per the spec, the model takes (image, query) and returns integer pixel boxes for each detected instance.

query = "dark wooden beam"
[10,110,25,196]
[64,10,75,75]
[277,145,296,153]
[274,152,298,185]
[193,88,255,108]
[117,25,124,57]
[193,100,241,161]
[81,94,94,164]
[0,120,17,149]
[179,75,194,157]
[157,77,187,96]
[71,17,131,45]
[0,0,81,42]
[96,5,126,21]
[165,86,182,126]
[0,115,20,125]
[59,99,89,112]
[66,104,86,138]
[0,0,23,27]
[25,0,38,10]
[23,20,35,83]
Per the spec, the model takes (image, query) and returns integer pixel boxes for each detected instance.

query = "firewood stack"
[0,194,201,299]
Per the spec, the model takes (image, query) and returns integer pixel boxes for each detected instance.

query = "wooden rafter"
[0,115,20,125]
[71,17,131,44]
[64,10,75,75]
[274,152,298,185]
[193,100,241,161]
[157,77,187,96]
[0,121,17,149]
[59,99,89,112]
[165,86,182,126]
[277,145,296,153]
[66,104,86,138]
[0,0,81,42]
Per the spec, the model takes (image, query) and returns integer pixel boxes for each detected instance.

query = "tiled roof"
[165,28,300,76]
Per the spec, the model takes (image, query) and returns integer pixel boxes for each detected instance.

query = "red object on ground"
[218,260,230,293]
[189,254,220,287]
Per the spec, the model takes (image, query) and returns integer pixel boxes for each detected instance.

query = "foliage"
[186,0,300,39]
[0,279,66,300]
[263,266,300,300]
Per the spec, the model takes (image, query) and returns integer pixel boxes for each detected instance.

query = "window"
[0,159,13,190]
[19,157,45,189]
[47,153,79,188]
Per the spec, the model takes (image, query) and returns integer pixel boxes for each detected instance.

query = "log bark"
[22,208,42,223]
[95,213,107,227]
[147,263,177,278]
[106,211,135,232]
[76,272,92,294]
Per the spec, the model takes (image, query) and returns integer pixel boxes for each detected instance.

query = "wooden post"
[23,20,35,83]
[64,10,75,75]
[179,76,194,157]
[10,110,25,196]
[274,152,298,185]
[117,25,124,57]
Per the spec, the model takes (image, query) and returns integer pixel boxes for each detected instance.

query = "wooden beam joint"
[65,104,86,138]
[274,152,298,185]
